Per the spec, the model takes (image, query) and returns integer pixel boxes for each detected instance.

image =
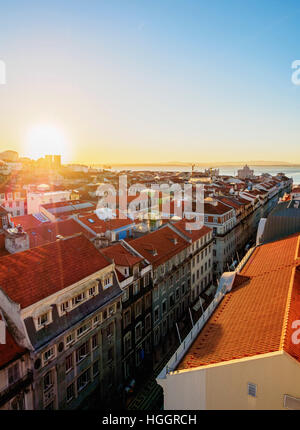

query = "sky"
[0,0,300,164]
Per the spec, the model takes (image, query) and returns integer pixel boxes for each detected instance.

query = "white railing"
[157,290,225,380]
[235,246,255,273]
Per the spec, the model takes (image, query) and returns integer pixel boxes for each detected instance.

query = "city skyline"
[0,0,300,164]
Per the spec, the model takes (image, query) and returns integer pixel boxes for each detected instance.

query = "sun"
[24,124,71,162]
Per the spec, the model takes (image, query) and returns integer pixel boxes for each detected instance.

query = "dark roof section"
[262,200,300,244]
[24,272,122,350]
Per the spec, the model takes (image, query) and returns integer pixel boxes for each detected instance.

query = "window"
[154,306,159,323]
[123,309,131,328]
[65,354,73,373]
[122,288,129,302]
[92,334,98,350]
[145,293,151,310]
[37,312,49,328]
[247,383,257,397]
[93,314,101,326]
[89,286,96,297]
[153,286,159,301]
[102,275,113,290]
[169,294,175,307]
[106,322,114,337]
[124,332,131,355]
[93,361,99,377]
[8,363,19,385]
[76,341,89,363]
[144,272,150,287]
[43,347,55,363]
[77,369,91,392]
[136,347,143,367]
[162,300,167,315]
[72,292,85,306]
[66,332,75,346]
[77,322,91,338]
[66,383,74,402]
[60,301,69,313]
[10,395,24,410]
[108,305,115,316]
[43,370,54,391]
[135,322,143,341]
[145,313,151,332]
[133,281,140,296]
[135,300,142,318]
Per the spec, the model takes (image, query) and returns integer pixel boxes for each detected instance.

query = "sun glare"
[24,124,70,161]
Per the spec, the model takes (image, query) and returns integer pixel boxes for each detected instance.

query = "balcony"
[0,370,33,407]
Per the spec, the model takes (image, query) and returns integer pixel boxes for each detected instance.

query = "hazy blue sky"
[0,0,300,163]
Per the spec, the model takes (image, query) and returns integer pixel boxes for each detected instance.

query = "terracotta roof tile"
[177,234,300,370]
[0,234,111,309]
[102,243,143,267]
[128,225,189,268]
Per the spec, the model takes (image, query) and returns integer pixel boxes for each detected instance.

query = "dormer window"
[60,301,70,313]
[37,310,52,330]
[102,275,113,290]
[89,286,97,297]
[72,292,85,306]
[38,313,48,326]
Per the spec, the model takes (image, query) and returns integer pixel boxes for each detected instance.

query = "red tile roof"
[173,219,212,243]
[127,225,190,268]
[0,234,111,309]
[177,234,300,370]
[78,213,134,234]
[26,219,95,248]
[204,201,234,215]
[102,243,143,267]
[0,316,26,369]
[12,214,45,230]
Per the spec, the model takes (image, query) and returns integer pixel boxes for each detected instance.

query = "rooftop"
[102,242,143,267]
[173,219,212,243]
[177,233,300,371]
[26,218,95,248]
[78,213,134,233]
[0,234,111,309]
[128,224,190,268]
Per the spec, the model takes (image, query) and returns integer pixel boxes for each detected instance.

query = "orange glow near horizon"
[23,124,71,162]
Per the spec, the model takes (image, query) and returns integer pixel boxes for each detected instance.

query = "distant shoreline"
[90,162,300,168]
